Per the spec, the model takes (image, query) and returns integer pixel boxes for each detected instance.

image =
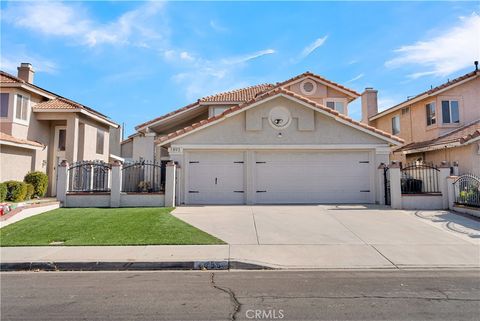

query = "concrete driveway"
[173,205,480,269]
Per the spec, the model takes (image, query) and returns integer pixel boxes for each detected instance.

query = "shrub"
[24,171,48,198]
[0,183,7,202]
[5,181,28,202]
[25,183,35,200]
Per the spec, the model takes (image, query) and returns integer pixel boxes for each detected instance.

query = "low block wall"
[66,194,111,208]
[120,193,165,207]
[401,194,444,210]
[452,205,480,218]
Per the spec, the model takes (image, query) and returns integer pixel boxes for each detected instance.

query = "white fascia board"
[401,142,461,154]
[370,75,478,121]
[285,76,360,99]
[135,103,202,132]
[32,108,118,128]
[157,93,402,147]
[0,140,43,150]
[2,83,56,100]
[171,144,389,150]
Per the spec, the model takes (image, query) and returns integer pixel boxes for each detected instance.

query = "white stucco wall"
[401,195,444,210]
[65,194,111,207]
[120,193,165,207]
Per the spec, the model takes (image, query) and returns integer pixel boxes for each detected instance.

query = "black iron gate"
[383,166,391,205]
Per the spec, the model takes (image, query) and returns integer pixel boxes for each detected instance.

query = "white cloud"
[299,36,328,60]
[386,13,480,78]
[345,73,364,84]
[0,54,57,75]
[165,48,276,100]
[209,20,228,33]
[3,1,167,48]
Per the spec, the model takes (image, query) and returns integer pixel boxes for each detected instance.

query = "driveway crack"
[210,272,241,321]
[250,206,260,245]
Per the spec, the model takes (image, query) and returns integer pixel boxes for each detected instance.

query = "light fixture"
[277,132,283,138]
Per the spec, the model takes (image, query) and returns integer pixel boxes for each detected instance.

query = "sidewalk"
[0,203,59,228]
[2,243,479,271]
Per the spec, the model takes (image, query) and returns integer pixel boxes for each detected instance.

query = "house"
[363,63,480,175]
[0,63,121,195]
[122,72,403,205]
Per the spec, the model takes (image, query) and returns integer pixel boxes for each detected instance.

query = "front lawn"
[0,208,224,246]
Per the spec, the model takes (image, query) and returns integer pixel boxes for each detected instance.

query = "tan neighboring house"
[362,65,480,175]
[122,72,403,205]
[0,63,121,195]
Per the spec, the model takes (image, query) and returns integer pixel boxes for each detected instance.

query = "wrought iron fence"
[68,160,111,192]
[121,160,166,193]
[453,174,480,208]
[400,162,440,194]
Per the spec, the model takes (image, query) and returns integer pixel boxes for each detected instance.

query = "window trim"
[324,98,347,114]
[425,101,436,127]
[300,79,317,96]
[0,93,9,118]
[96,128,105,155]
[391,115,400,135]
[441,99,460,124]
[13,93,30,125]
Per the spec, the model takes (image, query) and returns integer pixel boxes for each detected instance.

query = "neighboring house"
[123,72,403,205]
[363,64,480,175]
[0,63,121,195]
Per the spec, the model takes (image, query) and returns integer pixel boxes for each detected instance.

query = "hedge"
[0,183,7,202]
[25,183,35,200]
[4,181,28,202]
[24,171,48,198]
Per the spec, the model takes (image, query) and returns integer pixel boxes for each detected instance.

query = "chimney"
[17,63,35,83]
[361,87,378,125]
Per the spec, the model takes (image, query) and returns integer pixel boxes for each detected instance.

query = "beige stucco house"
[363,65,480,175]
[0,63,121,195]
[123,72,403,205]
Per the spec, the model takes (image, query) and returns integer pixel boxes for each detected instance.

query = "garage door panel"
[255,151,372,204]
[187,151,245,204]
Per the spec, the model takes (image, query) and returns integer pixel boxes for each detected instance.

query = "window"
[96,129,104,154]
[15,94,29,121]
[58,129,66,151]
[300,80,317,95]
[326,101,345,113]
[391,115,400,135]
[441,100,460,124]
[426,102,436,126]
[0,93,8,117]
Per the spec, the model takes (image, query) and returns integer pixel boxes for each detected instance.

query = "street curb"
[0,261,272,272]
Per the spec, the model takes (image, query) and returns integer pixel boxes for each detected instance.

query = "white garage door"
[187,151,245,204]
[255,151,372,204]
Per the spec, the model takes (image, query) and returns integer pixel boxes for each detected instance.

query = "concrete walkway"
[0,203,59,228]
[1,205,479,270]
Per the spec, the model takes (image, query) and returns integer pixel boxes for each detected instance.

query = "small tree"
[24,171,49,197]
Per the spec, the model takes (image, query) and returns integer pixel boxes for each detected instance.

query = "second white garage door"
[255,151,372,204]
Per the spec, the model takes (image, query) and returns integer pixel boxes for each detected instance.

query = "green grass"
[0,208,225,246]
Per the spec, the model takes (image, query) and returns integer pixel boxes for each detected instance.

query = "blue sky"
[1,1,479,136]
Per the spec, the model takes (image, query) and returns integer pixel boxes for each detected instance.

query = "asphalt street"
[1,269,479,321]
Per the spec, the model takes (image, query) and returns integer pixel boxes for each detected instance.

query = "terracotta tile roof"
[155,88,403,145]
[135,101,200,130]
[395,119,480,153]
[268,71,361,97]
[0,72,22,83]
[372,70,479,120]
[0,132,44,148]
[136,72,359,130]
[200,84,275,102]
[0,70,118,126]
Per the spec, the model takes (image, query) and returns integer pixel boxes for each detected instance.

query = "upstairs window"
[326,101,345,113]
[426,102,436,126]
[15,94,29,122]
[96,129,105,154]
[441,100,460,124]
[0,93,9,118]
[391,115,400,135]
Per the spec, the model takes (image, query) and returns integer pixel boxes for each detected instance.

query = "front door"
[52,126,66,196]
